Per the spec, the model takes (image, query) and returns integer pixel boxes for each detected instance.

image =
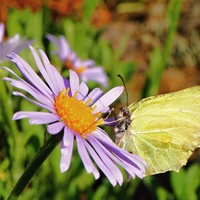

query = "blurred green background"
[0,0,200,199]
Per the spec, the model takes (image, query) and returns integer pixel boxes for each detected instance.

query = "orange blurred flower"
[90,4,111,28]
[0,0,83,22]
[48,0,83,16]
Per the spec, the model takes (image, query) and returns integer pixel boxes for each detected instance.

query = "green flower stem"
[8,132,63,200]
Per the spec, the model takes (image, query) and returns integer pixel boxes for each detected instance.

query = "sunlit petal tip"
[111,86,124,98]
[60,163,69,173]
[29,44,35,51]
[69,69,80,95]
[12,112,22,120]
[93,171,100,180]
[47,122,65,135]
[92,86,124,114]
[69,69,79,81]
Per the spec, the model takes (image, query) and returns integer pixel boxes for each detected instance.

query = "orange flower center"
[54,88,103,137]
[65,59,86,74]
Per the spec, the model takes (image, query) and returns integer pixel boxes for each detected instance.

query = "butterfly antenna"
[117,74,128,106]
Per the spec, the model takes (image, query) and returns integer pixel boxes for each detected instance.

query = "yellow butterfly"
[115,86,200,176]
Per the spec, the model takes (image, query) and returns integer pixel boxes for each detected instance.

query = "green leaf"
[82,0,101,22]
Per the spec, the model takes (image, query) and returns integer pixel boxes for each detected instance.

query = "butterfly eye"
[120,107,130,117]
[123,111,129,117]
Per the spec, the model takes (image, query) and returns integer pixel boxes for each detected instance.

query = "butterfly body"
[115,86,200,176]
[114,107,131,144]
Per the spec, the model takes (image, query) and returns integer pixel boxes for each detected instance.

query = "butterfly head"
[114,106,131,144]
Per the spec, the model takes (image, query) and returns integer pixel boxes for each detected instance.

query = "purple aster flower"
[46,34,108,87]
[3,46,146,186]
[0,23,31,62]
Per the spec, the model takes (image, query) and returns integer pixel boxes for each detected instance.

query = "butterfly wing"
[117,86,200,176]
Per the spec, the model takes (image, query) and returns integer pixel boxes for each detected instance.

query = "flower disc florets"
[54,88,103,137]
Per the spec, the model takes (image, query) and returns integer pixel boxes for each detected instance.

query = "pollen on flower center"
[54,88,103,136]
[65,59,86,74]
